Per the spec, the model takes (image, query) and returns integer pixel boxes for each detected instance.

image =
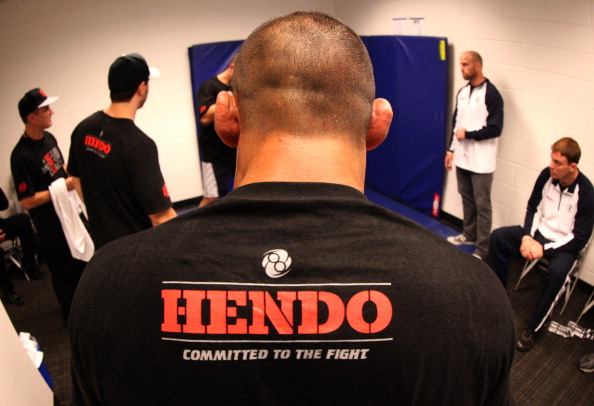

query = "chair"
[1,237,30,281]
[515,238,591,317]
[576,290,594,324]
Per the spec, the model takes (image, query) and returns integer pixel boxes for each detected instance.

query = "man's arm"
[19,177,76,211]
[71,176,84,203]
[464,82,504,141]
[518,169,551,260]
[19,191,52,211]
[0,188,8,211]
[148,207,177,227]
[199,104,216,126]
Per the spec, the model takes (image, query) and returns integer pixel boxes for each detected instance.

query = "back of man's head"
[232,11,375,146]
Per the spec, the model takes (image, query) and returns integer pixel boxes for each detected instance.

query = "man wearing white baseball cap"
[68,53,176,251]
[11,87,87,325]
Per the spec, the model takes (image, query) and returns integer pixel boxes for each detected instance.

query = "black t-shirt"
[68,111,172,250]
[70,182,515,406]
[10,132,68,248]
[196,76,237,164]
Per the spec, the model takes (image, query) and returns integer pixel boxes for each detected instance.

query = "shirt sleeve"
[546,177,594,255]
[10,149,37,200]
[522,168,550,236]
[197,80,218,118]
[0,188,8,211]
[465,82,504,141]
[127,138,172,215]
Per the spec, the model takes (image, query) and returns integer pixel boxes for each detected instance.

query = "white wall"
[335,0,594,285]
[1,0,594,284]
[0,0,334,205]
[0,303,53,405]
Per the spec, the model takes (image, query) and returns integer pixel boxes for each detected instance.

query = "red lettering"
[160,288,393,336]
[249,291,295,334]
[298,291,345,334]
[227,291,247,334]
[346,290,393,333]
[84,135,112,154]
[183,290,206,334]
[161,289,182,332]
[207,291,228,334]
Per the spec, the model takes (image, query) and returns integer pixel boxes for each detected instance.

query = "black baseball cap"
[108,53,160,93]
[18,88,59,121]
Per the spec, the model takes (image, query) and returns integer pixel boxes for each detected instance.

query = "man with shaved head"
[445,50,504,260]
[70,12,514,405]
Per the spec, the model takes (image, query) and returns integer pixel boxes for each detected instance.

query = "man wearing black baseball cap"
[68,53,176,251]
[10,88,87,325]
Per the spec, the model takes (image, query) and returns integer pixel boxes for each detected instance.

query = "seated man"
[486,137,594,352]
[70,11,515,405]
[0,187,42,305]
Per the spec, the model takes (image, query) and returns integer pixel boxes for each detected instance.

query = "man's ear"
[214,91,240,148]
[366,98,393,151]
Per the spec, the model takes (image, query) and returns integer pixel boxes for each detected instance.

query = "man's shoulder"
[577,172,594,197]
[73,111,103,131]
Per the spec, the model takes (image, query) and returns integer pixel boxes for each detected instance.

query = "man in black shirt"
[68,53,176,250]
[196,56,237,207]
[71,12,515,405]
[11,88,86,323]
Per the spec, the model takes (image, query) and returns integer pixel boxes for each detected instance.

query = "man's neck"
[470,74,486,87]
[559,170,579,187]
[234,133,366,192]
[104,102,137,120]
[23,125,45,141]
[217,70,232,86]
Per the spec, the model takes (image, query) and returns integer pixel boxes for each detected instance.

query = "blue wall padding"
[188,37,448,217]
[361,36,448,217]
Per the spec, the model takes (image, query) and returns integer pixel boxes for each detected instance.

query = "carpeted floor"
[2,255,594,405]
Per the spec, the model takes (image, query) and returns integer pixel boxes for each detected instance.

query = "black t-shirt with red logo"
[68,111,172,250]
[196,76,236,164]
[70,182,515,406]
[10,132,68,248]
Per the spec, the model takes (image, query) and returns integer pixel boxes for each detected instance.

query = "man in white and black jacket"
[445,51,504,259]
[487,137,594,352]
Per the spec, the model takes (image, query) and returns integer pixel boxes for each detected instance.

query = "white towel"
[48,178,94,262]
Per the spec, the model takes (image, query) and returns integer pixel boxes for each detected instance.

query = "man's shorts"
[200,161,235,198]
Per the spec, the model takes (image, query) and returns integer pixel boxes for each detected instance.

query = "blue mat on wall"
[362,36,448,218]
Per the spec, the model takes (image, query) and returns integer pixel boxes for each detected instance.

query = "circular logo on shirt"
[262,249,292,278]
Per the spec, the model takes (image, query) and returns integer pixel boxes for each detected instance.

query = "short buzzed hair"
[233,11,375,146]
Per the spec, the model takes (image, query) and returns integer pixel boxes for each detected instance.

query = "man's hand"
[445,151,454,171]
[65,177,75,191]
[520,236,544,261]
[455,127,466,140]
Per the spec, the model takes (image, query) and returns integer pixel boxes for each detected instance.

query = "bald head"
[459,50,485,85]
[232,11,375,145]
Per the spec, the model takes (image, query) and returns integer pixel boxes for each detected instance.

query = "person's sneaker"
[447,234,475,245]
[579,353,594,373]
[516,327,537,352]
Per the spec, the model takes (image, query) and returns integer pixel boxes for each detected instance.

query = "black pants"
[486,225,578,331]
[43,239,86,321]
